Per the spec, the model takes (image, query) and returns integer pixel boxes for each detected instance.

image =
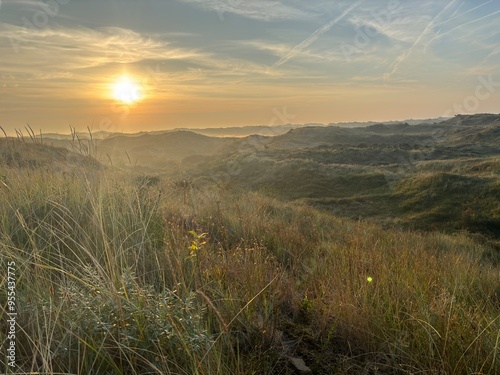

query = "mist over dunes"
[4,113,499,239]
[33,113,499,167]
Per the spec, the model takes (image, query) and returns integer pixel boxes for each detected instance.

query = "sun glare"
[112,76,142,104]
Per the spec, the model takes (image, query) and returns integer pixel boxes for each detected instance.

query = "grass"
[196,141,499,241]
[1,157,500,374]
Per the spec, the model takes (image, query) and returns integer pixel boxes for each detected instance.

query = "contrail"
[447,0,490,23]
[424,0,494,51]
[427,8,500,43]
[449,1,464,19]
[272,1,362,68]
[386,0,459,78]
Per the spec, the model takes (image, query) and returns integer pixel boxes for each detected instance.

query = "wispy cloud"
[1,0,51,9]
[0,24,206,72]
[175,0,311,21]
[0,22,288,101]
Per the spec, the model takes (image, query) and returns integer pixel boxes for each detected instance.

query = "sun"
[112,76,142,104]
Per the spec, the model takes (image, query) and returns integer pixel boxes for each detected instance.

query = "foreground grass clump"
[1,166,499,374]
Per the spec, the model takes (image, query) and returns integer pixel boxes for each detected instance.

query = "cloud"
[0,23,281,79]
[237,40,292,57]
[0,0,70,18]
[2,0,49,9]
[0,23,219,105]
[0,22,292,103]
[175,0,312,21]
[0,24,206,72]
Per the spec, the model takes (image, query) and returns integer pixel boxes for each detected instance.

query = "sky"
[0,0,499,135]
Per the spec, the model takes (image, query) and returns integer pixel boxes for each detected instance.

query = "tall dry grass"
[0,164,499,374]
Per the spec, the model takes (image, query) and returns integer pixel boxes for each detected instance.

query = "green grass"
[394,172,500,233]
[1,162,500,374]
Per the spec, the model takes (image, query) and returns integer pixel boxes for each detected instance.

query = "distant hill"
[263,125,436,149]
[41,130,115,140]
[175,124,319,137]
[96,131,236,169]
[36,113,500,172]
[328,116,449,128]
[442,113,500,126]
[245,114,500,152]
[37,116,449,142]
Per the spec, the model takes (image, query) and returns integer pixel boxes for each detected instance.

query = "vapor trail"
[428,8,500,42]
[272,1,362,68]
[386,0,458,78]
[424,0,494,52]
